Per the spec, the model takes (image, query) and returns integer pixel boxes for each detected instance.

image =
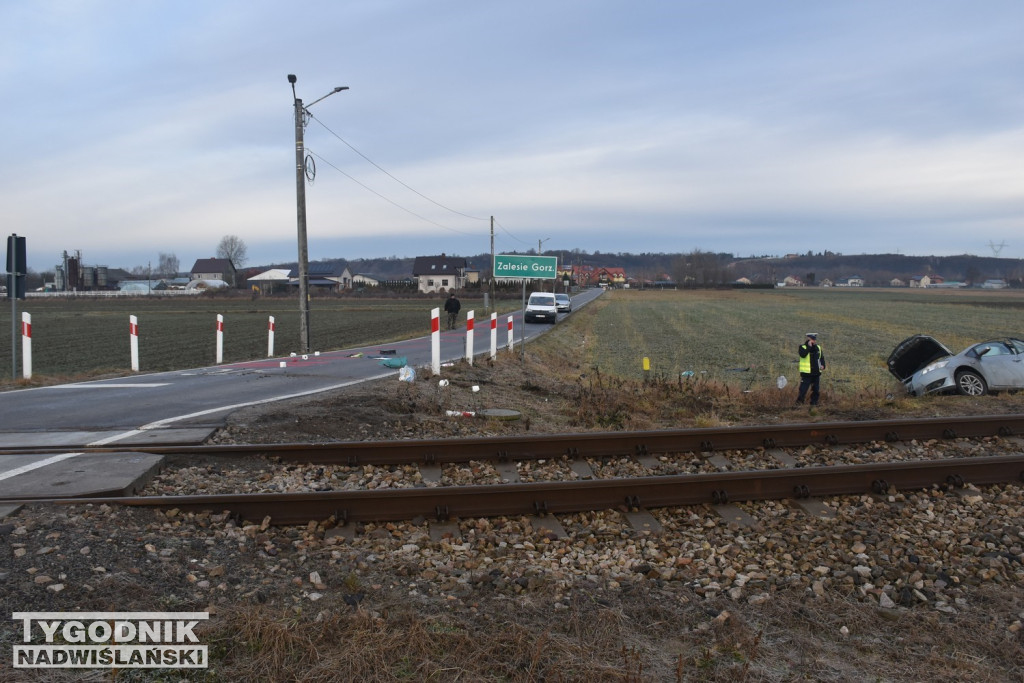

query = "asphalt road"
[0,289,603,453]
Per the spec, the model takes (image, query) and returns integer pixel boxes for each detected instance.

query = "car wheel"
[955,369,987,396]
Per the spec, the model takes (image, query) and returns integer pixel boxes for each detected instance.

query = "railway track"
[3,414,1023,526]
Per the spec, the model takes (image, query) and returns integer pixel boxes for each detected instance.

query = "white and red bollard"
[21,312,32,379]
[466,310,474,365]
[490,312,497,359]
[129,315,140,372]
[507,315,514,350]
[216,314,224,364]
[267,316,275,357]
[431,307,440,375]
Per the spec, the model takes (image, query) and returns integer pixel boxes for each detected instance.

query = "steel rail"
[1,414,1022,465]
[6,455,1024,526]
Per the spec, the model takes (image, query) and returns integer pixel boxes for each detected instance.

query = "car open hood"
[886,335,953,382]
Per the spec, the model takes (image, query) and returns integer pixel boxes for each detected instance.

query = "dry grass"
[173,583,1024,682]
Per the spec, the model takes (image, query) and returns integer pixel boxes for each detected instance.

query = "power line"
[307,112,538,248]
[309,113,489,222]
[307,151,478,237]
[493,218,531,247]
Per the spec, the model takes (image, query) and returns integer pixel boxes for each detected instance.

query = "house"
[289,262,352,292]
[836,275,864,287]
[593,267,627,288]
[190,258,237,286]
[412,254,466,293]
[889,278,905,287]
[783,275,803,287]
[981,279,1008,289]
[560,264,594,288]
[909,274,946,288]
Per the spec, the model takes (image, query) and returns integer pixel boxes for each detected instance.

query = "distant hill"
[735,252,1023,287]
[255,250,1024,288]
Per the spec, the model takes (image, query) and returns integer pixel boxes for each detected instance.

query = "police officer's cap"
[805,332,818,340]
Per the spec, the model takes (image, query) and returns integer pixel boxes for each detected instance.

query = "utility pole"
[489,216,495,309]
[289,75,348,353]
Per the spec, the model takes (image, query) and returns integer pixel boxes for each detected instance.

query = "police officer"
[796,333,826,405]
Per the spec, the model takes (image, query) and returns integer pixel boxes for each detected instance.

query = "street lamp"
[538,238,550,291]
[288,74,348,353]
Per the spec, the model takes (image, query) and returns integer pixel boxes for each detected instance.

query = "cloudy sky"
[2,2,1023,273]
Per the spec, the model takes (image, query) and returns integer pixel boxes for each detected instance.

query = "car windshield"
[530,296,555,305]
[1011,339,1024,354]
[555,294,569,302]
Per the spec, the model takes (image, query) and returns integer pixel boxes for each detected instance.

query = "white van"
[525,292,558,324]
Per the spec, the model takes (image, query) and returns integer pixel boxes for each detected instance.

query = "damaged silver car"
[887,334,1024,396]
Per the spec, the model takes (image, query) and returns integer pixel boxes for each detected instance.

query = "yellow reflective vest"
[799,343,824,374]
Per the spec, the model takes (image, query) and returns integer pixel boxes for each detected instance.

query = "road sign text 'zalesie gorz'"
[493,254,557,280]
[11,612,209,669]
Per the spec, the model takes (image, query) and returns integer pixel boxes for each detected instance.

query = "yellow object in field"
[643,357,650,371]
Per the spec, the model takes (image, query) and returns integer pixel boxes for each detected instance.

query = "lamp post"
[538,238,550,291]
[288,74,348,353]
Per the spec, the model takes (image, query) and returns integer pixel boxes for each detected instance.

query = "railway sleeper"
[710,502,758,529]
[788,498,836,519]
[621,508,662,534]
[528,514,568,539]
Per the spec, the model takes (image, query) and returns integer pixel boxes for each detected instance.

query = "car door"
[974,342,1024,389]
[1005,339,1024,388]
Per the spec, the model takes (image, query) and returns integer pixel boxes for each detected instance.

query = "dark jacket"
[443,296,461,314]
[798,342,825,376]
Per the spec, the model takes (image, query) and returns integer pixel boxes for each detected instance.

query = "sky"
[2,2,1023,274]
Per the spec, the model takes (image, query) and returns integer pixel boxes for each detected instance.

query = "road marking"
[88,431,146,447]
[0,452,83,482]
[49,383,170,389]
[90,372,397,446]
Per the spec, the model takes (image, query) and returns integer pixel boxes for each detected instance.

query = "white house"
[412,254,466,293]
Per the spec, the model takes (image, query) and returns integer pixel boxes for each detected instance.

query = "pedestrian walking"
[443,292,461,330]
[796,332,826,405]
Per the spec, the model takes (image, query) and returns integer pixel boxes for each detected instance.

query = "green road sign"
[493,254,557,279]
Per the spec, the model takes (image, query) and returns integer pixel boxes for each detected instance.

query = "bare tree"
[157,252,180,278]
[216,235,248,270]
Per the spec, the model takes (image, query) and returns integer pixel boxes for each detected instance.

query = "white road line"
[87,431,146,447]
[48,383,170,389]
[89,372,396,446]
[0,453,83,482]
